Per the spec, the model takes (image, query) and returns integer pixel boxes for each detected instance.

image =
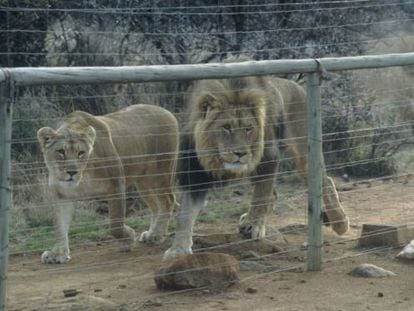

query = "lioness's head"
[190,78,266,179]
[37,123,96,187]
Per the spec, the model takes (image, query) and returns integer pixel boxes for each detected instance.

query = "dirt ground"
[6,178,414,311]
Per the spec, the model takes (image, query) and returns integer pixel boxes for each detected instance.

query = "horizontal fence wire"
[2,1,414,310]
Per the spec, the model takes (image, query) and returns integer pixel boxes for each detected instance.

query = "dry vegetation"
[1,1,414,309]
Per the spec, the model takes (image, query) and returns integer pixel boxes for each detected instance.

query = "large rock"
[154,252,239,291]
[358,224,414,248]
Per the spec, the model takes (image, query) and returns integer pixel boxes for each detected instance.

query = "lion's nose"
[233,151,247,158]
[67,170,78,177]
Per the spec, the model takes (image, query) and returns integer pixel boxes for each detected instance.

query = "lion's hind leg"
[289,140,349,235]
[322,176,349,235]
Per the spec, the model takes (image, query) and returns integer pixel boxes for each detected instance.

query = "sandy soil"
[6,178,414,311]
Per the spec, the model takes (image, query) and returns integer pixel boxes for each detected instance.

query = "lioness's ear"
[37,127,58,152]
[84,126,96,146]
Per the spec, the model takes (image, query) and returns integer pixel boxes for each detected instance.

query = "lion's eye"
[56,149,65,157]
[223,124,231,132]
[78,151,86,158]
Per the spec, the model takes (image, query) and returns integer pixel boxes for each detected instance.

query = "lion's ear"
[37,127,58,152]
[84,126,96,146]
[198,94,218,119]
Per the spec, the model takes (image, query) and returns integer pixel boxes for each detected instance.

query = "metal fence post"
[0,70,13,311]
[307,71,323,271]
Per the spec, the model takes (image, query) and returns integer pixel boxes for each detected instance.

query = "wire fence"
[1,1,414,310]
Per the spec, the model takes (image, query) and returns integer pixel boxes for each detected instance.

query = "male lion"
[164,73,349,259]
[37,104,179,264]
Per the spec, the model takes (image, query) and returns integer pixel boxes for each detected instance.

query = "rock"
[63,289,81,298]
[245,287,258,294]
[154,252,239,291]
[358,224,414,248]
[396,240,414,260]
[349,263,396,278]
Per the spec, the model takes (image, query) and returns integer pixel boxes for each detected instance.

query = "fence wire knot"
[314,59,334,82]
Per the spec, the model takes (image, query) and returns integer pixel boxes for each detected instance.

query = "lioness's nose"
[67,170,78,177]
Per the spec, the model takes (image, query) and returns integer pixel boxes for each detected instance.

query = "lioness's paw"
[41,250,71,264]
[162,246,192,261]
[331,216,350,236]
[238,213,266,239]
[118,226,136,252]
[139,231,166,245]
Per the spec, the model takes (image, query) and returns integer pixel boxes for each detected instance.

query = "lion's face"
[37,125,96,188]
[191,79,266,179]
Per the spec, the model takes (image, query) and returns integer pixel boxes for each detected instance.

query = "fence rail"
[2,52,414,310]
[1,52,414,86]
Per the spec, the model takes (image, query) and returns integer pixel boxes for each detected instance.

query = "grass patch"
[196,193,248,224]
[9,205,153,255]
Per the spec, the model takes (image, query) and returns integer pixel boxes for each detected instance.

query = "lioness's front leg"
[163,190,207,260]
[108,192,136,252]
[41,201,74,264]
[239,161,278,239]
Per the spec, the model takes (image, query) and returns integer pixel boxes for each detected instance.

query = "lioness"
[164,73,349,259]
[38,104,179,264]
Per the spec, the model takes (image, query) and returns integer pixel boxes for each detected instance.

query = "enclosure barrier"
[1,52,414,310]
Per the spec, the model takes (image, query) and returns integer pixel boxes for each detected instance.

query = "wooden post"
[307,71,323,271]
[0,70,13,311]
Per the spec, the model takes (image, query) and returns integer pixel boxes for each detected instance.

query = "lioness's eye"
[245,125,253,133]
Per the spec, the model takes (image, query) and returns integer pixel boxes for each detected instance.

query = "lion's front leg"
[163,190,206,260]
[239,180,274,239]
[41,201,74,264]
[239,162,278,240]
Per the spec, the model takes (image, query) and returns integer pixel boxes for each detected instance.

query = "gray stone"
[397,240,414,260]
[349,263,396,278]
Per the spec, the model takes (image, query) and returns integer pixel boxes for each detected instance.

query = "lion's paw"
[331,216,350,236]
[139,231,166,245]
[238,213,266,239]
[41,250,71,264]
[162,246,192,261]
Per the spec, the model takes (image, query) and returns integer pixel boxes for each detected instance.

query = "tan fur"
[38,104,179,264]
[190,75,349,235]
[164,70,349,261]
